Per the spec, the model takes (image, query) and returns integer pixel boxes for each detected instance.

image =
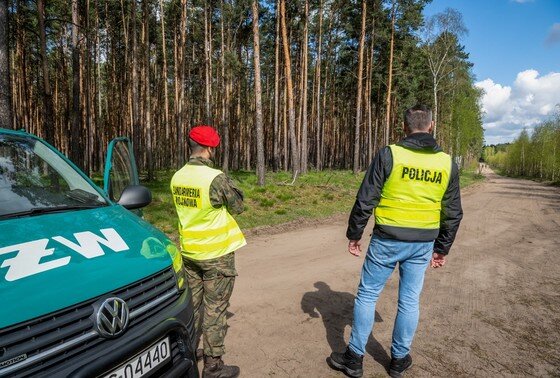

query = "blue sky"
[424,0,560,145]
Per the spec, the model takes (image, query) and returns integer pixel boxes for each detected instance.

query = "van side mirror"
[118,185,152,210]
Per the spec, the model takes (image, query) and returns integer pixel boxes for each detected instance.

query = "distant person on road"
[171,125,246,378]
[478,156,486,174]
[327,105,463,378]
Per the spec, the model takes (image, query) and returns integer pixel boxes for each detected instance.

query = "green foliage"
[276,193,295,201]
[486,115,560,183]
[449,78,484,165]
[259,198,275,207]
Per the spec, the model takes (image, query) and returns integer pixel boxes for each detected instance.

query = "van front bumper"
[72,286,197,378]
[18,287,197,378]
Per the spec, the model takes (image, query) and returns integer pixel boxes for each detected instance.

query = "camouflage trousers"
[182,252,237,357]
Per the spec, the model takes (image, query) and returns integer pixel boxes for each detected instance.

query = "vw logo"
[94,297,130,338]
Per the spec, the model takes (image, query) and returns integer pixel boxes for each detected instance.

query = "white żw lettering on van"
[0,228,130,281]
[53,228,129,258]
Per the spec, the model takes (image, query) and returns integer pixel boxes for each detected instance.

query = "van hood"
[0,206,176,329]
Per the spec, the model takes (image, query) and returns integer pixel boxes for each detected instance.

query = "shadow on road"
[301,281,390,368]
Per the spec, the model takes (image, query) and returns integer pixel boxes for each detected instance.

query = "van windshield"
[0,134,107,218]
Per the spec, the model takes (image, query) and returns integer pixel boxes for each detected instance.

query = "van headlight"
[167,243,186,291]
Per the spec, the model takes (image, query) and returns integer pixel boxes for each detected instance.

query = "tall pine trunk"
[0,0,13,129]
[220,0,228,172]
[37,0,55,145]
[252,0,265,185]
[300,0,309,174]
[273,0,280,171]
[366,2,375,163]
[131,0,140,158]
[204,1,211,123]
[85,0,93,174]
[70,0,82,168]
[314,0,323,170]
[353,0,366,173]
[159,0,170,145]
[279,0,299,179]
[176,0,187,166]
[143,0,153,179]
[384,1,396,146]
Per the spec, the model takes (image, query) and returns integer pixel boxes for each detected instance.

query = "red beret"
[189,125,220,147]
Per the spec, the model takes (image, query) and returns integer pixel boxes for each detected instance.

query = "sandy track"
[219,168,560,377]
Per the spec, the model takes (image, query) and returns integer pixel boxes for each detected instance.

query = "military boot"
[202,356,240,378]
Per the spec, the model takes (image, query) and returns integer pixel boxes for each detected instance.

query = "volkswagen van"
[0,128,198,377]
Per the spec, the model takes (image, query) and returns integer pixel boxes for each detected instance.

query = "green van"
[0,128,198,377]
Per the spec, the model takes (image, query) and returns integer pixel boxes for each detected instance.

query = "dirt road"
[222,168,560,377]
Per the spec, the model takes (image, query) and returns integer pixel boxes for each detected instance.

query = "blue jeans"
[348,236,433,358]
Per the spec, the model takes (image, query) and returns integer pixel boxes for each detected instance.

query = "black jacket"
[346,133,463,255]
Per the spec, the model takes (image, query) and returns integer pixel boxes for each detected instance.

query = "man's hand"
[430,252,446,268]
[348,240,362,257]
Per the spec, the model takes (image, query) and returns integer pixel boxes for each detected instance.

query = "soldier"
[171,125,246,378]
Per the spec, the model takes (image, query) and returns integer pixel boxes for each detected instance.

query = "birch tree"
[422,8,467,140]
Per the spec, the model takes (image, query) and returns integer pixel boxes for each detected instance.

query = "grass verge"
[143,170,362,239]
[142,168,483,239]
[459,169,485,188]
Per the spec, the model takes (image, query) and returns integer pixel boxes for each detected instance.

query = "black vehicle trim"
[129,289,178,319]
[0,288,178,377]
[0,331,98,376]
[67,321,192,378]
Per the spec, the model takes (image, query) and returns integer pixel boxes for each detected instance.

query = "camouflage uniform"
[181,156,244,357]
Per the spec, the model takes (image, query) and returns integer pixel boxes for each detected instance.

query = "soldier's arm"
[434,162,463,255]
[209,173,245,215]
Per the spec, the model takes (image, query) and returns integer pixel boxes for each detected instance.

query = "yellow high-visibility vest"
[375,144,452,230]
[171,164,246,260]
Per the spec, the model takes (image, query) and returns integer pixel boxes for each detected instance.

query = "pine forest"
[0,0,484,182]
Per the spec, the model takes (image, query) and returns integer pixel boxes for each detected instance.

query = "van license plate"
[103,337,171,378]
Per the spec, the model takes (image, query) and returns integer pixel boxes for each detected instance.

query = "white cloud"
[475,79,511,123]
[545,23,560,46]
[475,70,560,145]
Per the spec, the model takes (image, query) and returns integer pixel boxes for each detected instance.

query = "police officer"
[171,125,245,378]
[327,105,463,378]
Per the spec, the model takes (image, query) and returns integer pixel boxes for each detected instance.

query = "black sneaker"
[202,356,240,378]
[389,354,412,377]
[327,346,364,378]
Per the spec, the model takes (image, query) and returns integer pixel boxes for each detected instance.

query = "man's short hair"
[404,105,432,131]
[188,137,206,154]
